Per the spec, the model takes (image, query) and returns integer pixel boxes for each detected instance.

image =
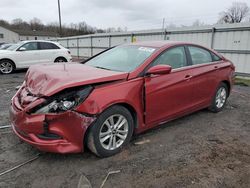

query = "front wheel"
[54,57,67,63]
[87,105,134,157]
[0,60,15,74]
[209,82,228,113]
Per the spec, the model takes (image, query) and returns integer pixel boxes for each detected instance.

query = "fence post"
[131,33,134,43]
[77,38,79,59]
[90,36,93,56]
[164,29,167,40]
[210,27,216,49]
[109,35,111,47]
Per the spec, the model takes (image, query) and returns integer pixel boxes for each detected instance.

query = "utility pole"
[162,18,165,38]
[162,18,165,30]
[58,0,62,37]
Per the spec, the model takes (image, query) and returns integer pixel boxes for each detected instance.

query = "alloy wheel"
[99,114,129,150]
[0,61,13,74]
[215,87,227,108]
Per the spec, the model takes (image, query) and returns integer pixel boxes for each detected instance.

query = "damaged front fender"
[10,102,96,153]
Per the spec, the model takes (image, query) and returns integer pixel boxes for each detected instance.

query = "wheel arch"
[54,56,67,62]
[114,103,138,129]
[83,102,138,149]
[221,80,231,96]
[0,58,16,69]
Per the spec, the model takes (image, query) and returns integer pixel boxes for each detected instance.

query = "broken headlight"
[31,85,93,114]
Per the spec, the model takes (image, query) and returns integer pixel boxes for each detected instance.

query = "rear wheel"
[209,82,228,113]
[54,57,67,63]
[87,105,134,157]
[0,60,15,74]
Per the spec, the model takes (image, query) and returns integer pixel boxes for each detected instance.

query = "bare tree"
[192,19,205,27]
[12,18,24,25]
[218,2,249,23]
[0,19,10,28]
[0,18,97,37]
[30,17,43,30]
[12,18,30,30]
[105,27,127,33]
[166,23,177,29]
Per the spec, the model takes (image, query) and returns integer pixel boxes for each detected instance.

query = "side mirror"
[18,47,26,51]
[146,65,172,75]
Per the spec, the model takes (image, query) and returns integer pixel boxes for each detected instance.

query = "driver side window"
[152,46,187,69]
[20,42,38,51]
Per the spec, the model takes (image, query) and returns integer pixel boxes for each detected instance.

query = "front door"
[14,42,40,67]
[144,46,196,126]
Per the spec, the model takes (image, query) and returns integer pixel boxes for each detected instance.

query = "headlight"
[31,85,93,114]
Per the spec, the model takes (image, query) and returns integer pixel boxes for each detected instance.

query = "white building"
[16,30,58,41]
[0,26,19,43]
[0,26,58,43]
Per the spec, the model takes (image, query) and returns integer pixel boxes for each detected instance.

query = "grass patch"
[234,76,250,86]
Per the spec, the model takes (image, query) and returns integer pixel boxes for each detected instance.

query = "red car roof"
[127,40,190,48]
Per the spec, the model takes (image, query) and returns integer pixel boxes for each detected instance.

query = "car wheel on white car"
[54,57,67,63]
[0,60,15,74]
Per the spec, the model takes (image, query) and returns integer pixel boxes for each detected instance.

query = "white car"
[0,43,13,50]
[0,40,72,74]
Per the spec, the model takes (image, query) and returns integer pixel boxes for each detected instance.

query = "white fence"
[52,23,250,75]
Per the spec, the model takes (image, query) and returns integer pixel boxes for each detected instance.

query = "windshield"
[7,42,25,51]
[85,45,156,72]
[0,44,12,50]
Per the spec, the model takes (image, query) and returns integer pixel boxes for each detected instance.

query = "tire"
[87,105,134,157]
[0,60,15,74]
[209,82,228,113]
[54,57,67,63]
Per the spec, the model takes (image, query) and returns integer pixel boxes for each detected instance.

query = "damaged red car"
[10,41,235,157]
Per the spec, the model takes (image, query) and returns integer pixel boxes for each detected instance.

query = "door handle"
[184,75,192,80]
[214,66,218,69]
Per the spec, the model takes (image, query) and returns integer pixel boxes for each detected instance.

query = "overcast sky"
[0,0,249,30]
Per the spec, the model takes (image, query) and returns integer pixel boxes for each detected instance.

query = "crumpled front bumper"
[10,99,95,154]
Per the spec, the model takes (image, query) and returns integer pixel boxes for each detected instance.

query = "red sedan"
[10,41,235,157]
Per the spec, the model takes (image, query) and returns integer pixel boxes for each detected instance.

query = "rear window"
[39,42,60,50]
[188,46,212,65]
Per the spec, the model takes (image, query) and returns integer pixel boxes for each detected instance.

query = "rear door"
[38,42,61,63]
[186,45,222,105]
[144,46,198,126]
[14,42,40,67]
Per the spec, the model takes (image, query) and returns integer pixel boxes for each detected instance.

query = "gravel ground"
[0,70,249,188]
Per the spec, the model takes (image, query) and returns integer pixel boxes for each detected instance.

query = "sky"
[0,0,249,31]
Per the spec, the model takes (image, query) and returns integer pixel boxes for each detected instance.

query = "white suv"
[0,40,72,74]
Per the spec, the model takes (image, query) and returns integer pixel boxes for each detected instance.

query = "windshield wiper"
[94,66,112,71]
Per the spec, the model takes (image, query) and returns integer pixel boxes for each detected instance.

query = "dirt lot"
[0,71,250,188]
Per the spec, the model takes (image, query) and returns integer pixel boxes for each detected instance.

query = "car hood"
[25,63,128,96]
[0,50,13,54]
